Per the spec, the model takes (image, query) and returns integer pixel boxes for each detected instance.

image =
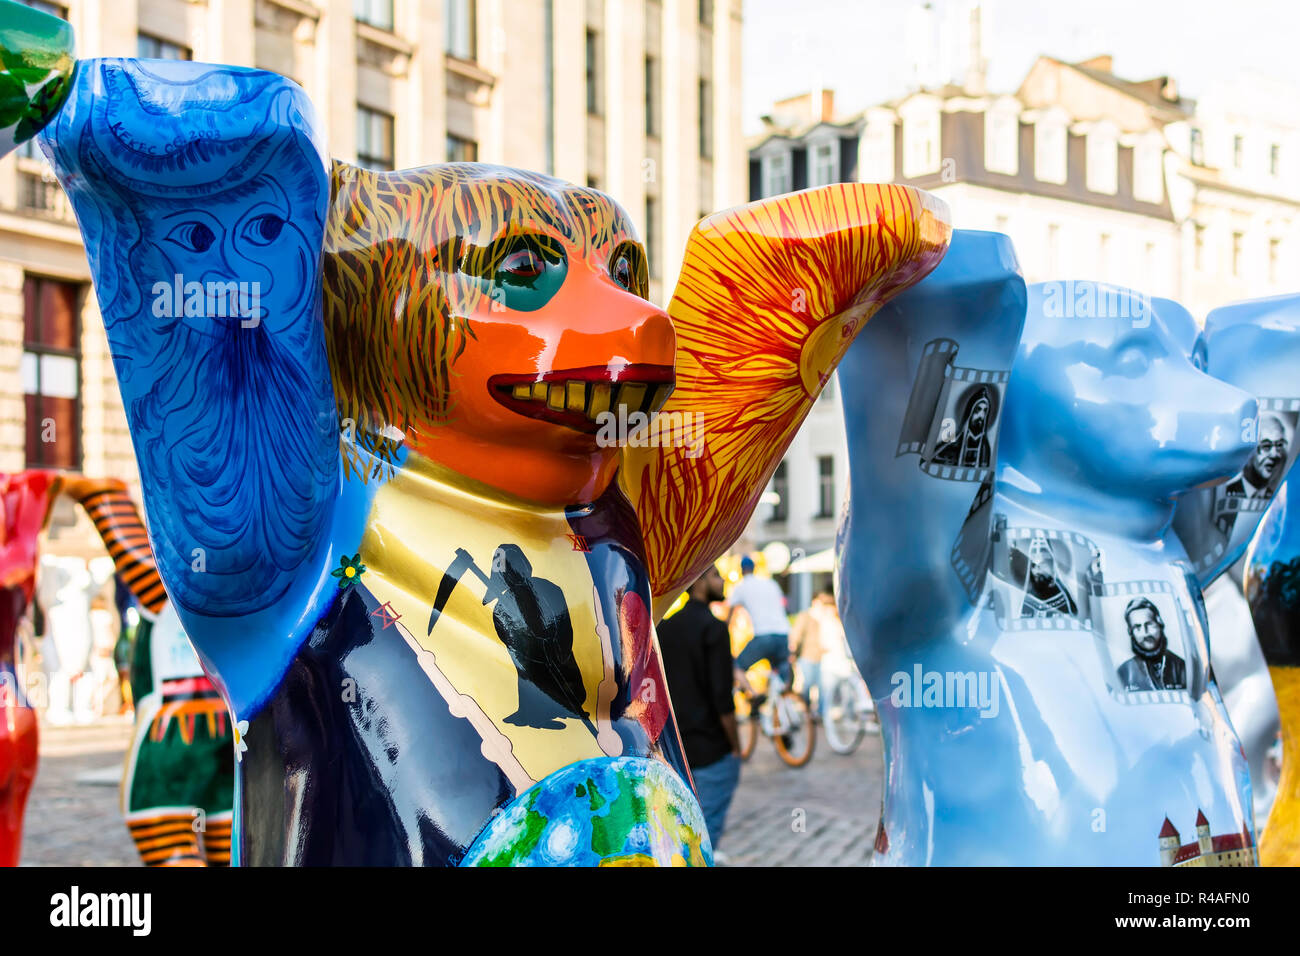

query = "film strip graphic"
[950,478,994,603]
[1189,539,1226,575]
[999,573,1177,632]
[1107,686,1190,707]
[895,338,1010,484]
[994,526,1103,632]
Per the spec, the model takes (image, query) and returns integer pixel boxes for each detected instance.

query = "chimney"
[819,88,835,123]
[769,89,835,129]
[1078,54,1113,73]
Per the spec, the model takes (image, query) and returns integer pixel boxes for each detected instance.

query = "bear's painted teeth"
[505,379,671,423]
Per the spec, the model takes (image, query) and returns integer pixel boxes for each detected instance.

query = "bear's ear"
[330,158,356,206]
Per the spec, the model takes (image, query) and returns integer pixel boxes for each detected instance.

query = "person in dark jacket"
[657,565,741,856]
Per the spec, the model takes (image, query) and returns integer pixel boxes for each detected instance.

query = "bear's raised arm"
[57,476,167,619]
[1171,294,1300,589]
[835,231,1026,661]
[37,60,339,633]
[620,184,951,618]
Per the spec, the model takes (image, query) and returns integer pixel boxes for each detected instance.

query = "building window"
[586,30,601,116]
[446,134,477,163]
[444,0,476,59]
[984,109,1018,175]
[1270,238,1281,283]
[1233,134,1244,169]
[137,32,191,60]
[903,114,939,178]
[769,460,788,523]
[810,140,838,187]
[1086,128,1117,194]
[645,56,659,138]
[1232,231,1243,277]
[355,0,394,31]
[357,106,395,171]
[23,275,81,469]
[699,0,714,27]
[644,197,659,278]
[816,456,834,518]
[1271,144,1281,177]
[698,80,713,160]
[1189,127,1204,166]
[763,152,791,197]
[1194,222,1205,270]
[861,120,894,182]
[1035,121,1067,184]
[1133,138,1163,203]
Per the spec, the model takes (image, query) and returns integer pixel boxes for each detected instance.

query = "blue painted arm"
[1170,294,1300,588]
[39,60,339,622]
[836,231,1026,678]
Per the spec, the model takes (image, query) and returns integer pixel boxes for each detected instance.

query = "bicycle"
[821,666,878,756]
[735,668,816,767]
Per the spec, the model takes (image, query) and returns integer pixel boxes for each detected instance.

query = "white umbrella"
[787,548,835,574]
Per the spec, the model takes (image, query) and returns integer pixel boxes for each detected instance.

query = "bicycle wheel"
[823,678,868,756]
[735,694,759,761]
[772,692,816,767]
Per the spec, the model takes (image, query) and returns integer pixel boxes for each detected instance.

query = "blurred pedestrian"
[657,564,741,859]
[728,555,793,695]
[793,586,853,719]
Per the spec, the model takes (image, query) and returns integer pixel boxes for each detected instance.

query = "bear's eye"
[242,214,285,246]
[468,234,568,312]
[164,221,216,254]
[500,246,545,282]
[607,240,648,298]
[611,253,633,291]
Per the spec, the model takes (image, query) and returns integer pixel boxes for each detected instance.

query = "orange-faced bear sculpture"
[28,53,949,864]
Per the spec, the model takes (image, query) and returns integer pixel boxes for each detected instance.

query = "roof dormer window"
[1086,123,1118,195]
[1034,113,1067,185]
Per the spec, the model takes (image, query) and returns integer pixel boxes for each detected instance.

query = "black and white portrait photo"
[1114,596,1187,692]
[931,382,998,469]
[896,338,1009,483]
[988,523,1102,630]
[1215,411,1294,538]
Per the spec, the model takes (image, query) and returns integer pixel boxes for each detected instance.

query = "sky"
[741,0,1300,134]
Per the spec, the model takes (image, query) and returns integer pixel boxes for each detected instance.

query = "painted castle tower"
[1158,810,1257,866]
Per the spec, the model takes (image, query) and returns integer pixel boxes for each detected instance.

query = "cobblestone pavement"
[21,718,139,867]
[20,717,883,867]
[720,724,883,866]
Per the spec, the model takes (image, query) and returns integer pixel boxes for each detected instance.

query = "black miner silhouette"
[428,543,596,733]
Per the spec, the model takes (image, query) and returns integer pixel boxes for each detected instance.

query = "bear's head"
[1001,282,1257,532]
[322,162,675,507]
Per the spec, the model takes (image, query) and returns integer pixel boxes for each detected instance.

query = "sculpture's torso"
[240,453,701,866]
[866,493,1256,866]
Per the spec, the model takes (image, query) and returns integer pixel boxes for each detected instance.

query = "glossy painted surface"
[1245,481,1300,864]
[0,0,74,157]
[34,54,951,864]
[839,263,1260,864]
[1172,294,1300,586]
[1235,298,1300,866]
[0,470,56,867]
[1168,294,1300,830]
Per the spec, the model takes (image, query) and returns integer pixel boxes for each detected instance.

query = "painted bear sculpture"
[1169,294,1300,847]
[30,53,950,865]
[838,246,1261,865]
